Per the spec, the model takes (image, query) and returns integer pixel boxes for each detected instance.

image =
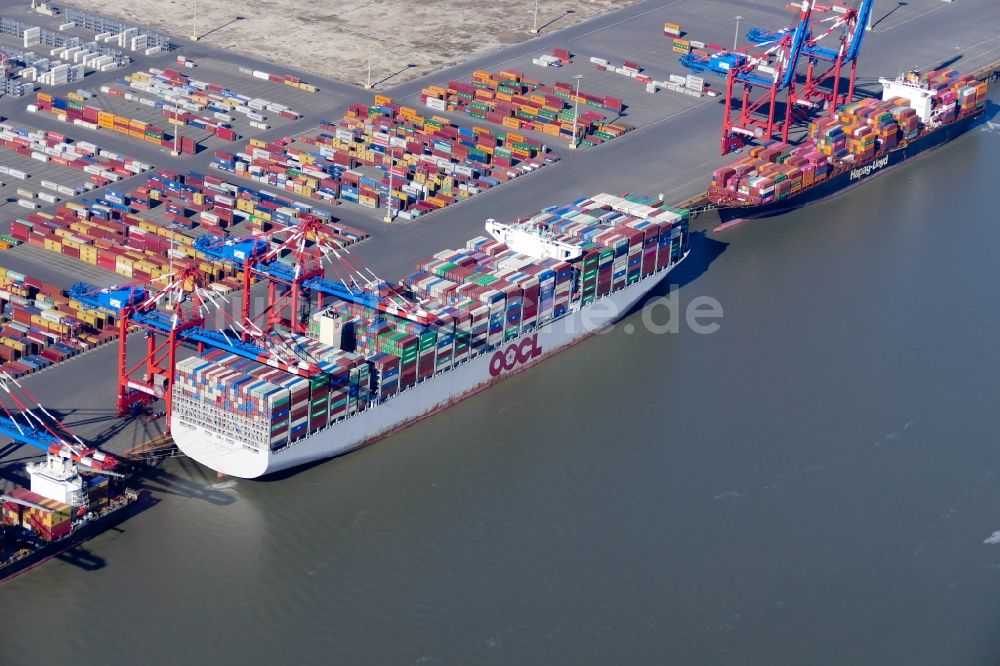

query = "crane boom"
[845,0,875,62]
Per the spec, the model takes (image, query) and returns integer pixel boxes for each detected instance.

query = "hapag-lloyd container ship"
[709,69,989,223]
[171,194,690,478]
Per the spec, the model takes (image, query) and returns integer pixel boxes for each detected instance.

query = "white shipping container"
[425,97,447,111]
[685,74,705,91]
[17,200,40,210]
[38,192,58,204]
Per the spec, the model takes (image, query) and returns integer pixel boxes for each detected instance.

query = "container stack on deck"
[171,194,689,454]
[709,68,989,206]
[215,96,549,216]
[2,491,72,542]
[420,69,631,146]
[0,267,118,377]
[2,478,111,542]
[173,341,370,452]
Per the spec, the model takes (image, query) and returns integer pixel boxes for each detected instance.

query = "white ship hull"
[172,258,684,478]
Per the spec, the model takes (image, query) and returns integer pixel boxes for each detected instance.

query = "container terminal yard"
[0,0,998,539]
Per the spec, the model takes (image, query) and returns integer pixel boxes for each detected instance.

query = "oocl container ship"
[171,194,690,478]
[709,69,989,224]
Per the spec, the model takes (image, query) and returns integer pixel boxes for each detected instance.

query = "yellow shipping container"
[542,123,562,137]
[44,239,62,252]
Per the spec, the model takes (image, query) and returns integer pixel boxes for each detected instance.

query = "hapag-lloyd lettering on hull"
[850,154,889,181]
[489,334,543,377]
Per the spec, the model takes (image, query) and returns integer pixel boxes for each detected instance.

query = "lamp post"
[385,152,395,222]
[866,4,874,31]
[192,0,199,41]
[733,15,742,51]
[365,33,375,89]
[530,0,540,34]
[171,102,181,156]
[570,73,583,149]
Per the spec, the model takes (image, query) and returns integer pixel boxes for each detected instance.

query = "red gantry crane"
[69,216,436,433]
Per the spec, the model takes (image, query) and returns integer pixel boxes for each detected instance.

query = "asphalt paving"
[0,0,998,461]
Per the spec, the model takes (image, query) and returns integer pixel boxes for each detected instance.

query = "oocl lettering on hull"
[489,334,543,377]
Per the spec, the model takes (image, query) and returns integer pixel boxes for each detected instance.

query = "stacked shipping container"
[9,200,233,284]
[0,266,117,378]
[1,489,72,541]
[137,169,366,244]
[420,69,631,146]
[34,91,189,152]
[173,338,370,453]
[119,67,302,134]
[240,67,319,93]
[0,123,152,192]
[216,96,550,216]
